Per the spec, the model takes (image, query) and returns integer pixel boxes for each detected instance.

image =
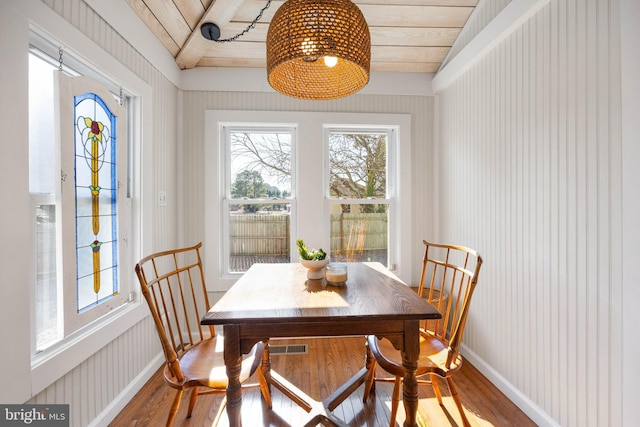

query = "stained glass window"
[74,93,119,313]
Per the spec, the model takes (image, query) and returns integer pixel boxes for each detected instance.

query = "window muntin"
[223,127,294,273]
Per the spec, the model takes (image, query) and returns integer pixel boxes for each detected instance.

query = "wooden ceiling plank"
[231,0,282,22]
[200,43,450,63]
[143,0,192,46]
[210,24,462,47]
[360,5,474,27]
[197,57,267,67]
[371,27,461,46]
[176,0,247,69]
[125,0,181,55]
[202,41,268,59]
[173,0,206,31]
[373,46,451,62]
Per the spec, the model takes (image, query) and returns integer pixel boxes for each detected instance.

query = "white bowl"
[300,258,329,279]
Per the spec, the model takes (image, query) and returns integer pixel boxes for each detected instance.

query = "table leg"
[402,320,421,427]
[259,340,273,408]
[223,325,243,427]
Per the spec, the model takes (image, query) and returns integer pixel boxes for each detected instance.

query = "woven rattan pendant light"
[266,0,370,100]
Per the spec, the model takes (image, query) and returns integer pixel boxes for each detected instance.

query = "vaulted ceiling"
[125,0,478,73]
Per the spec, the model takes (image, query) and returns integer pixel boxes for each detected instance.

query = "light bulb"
[324,56,338,67]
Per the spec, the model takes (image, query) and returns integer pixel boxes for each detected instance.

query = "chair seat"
[367,331,462,379]
[164,336,262,390]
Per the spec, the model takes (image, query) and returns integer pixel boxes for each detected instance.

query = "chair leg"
[388,376,402,427]
[446,377,471,427]
[212,395,227,427]
[257,366,272,408]
[187,386,199,417]
[166,389,183,427]
[430,373,444,405]
[363,351,377,401]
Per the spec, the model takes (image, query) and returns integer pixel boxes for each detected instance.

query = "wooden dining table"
[201,262,441,427]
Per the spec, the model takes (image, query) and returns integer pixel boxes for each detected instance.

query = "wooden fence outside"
[229,213,387,256]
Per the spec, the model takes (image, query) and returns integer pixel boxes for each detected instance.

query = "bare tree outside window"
[230,131,292,192]
[329,132,387,214]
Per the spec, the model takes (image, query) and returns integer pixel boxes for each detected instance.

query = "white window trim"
[205,110,412,292]
[25,16,154,397]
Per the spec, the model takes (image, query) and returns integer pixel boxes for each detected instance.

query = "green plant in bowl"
[297,239,328,279]
[296,239,326,261]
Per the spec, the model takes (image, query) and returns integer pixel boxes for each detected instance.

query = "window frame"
[205,111,412,292]
[27,29,152,396]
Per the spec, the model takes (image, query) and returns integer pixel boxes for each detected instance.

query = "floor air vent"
[269,344,308,355]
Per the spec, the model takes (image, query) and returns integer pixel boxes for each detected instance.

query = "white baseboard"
[461,344,560,427]
[88,352,165,427]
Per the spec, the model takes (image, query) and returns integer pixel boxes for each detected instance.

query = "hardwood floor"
[110,337,535,427]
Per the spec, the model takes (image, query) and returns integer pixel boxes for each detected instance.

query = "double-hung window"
[326,128,395,266]
[221,126,295,274]
[207,111,411,290]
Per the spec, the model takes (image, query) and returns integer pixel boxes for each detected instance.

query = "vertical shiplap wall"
[28,1,178,425]
[437,1,623,426]
[181,92,435,287]
[29,316,159,426]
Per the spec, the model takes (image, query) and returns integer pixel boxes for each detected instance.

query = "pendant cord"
[212,0,271,43]
[58,46,64,71]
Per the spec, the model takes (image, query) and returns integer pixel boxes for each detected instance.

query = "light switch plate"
[158,190,167,206]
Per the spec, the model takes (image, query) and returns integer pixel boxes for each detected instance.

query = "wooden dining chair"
[135,242,265,427]
[363,240,483,427]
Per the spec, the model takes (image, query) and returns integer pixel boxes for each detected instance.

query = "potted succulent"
[297,239,328,279]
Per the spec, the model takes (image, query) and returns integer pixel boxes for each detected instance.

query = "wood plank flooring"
[110,337,535,427]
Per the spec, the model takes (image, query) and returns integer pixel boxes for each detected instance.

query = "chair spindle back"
[135,243,214,381]
[417,240,483,366]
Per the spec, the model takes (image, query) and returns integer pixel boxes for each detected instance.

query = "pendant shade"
[266,0,371,100]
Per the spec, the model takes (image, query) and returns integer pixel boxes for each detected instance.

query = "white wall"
[434,0,639,426]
